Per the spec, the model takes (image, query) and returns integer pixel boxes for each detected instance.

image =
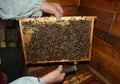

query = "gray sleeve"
[0,0,45,19]
[9,76,46,84]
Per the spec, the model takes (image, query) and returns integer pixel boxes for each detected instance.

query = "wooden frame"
[17,16,96,64]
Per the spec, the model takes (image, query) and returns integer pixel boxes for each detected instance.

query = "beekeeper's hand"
[40,2,64,20]
[41,65,66,84]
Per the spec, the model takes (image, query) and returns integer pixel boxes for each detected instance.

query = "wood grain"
[94,28,120,49]
[94,19,110,32]
[80,0,119,11]
[110,23,120,37]
[47,0,80,7]
[63,7,78,16]
[91,36,120,84]
[79,6,114,23]
[110,11,120,37]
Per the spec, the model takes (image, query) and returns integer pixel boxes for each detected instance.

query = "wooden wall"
[79,0,120,83]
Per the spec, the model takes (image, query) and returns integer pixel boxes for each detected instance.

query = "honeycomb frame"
[17,16,96,64]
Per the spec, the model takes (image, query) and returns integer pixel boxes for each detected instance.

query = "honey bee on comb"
[20,17,93,64]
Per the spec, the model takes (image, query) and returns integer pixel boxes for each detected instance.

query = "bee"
[23,19,91,64]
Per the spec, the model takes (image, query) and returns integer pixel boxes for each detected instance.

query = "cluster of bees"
[22,19,91,63]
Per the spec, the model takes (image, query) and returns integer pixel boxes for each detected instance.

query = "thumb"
[56,65,63,72]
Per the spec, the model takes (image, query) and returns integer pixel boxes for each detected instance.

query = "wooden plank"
[94,20,111,32]
[94,28,120,49]
[90,55,117,83]
[91,52,120,84]
[79,6,114,23]
[91,37,120,83]
[93,28,106,41]
[92,37,120,64]
[18,21,28,63]
[109,10,120,39]
[105,31,120,49]
[110,23,120,37]
[63,7,78,16]
[85,65,111,84]
[117,1,120,10]
[114,11,120,24]
[80,0,120,11]
[17,16,96,21]
[46,0,80,7]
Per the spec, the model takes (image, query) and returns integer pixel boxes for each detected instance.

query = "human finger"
[60,73,66,80]
[56,3,64,14]
[56,65,64,72]
[53,9,62,21]
[52,3,64,15]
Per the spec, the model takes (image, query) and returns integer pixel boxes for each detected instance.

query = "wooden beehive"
[18,16,96,64]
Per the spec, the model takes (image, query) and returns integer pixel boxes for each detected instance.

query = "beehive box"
[18,16,96,64]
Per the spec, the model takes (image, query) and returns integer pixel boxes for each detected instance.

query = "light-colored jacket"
[0,0,45,19]
[9,76,45,84]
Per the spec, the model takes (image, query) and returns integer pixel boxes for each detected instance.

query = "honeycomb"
[18,17,96,64]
